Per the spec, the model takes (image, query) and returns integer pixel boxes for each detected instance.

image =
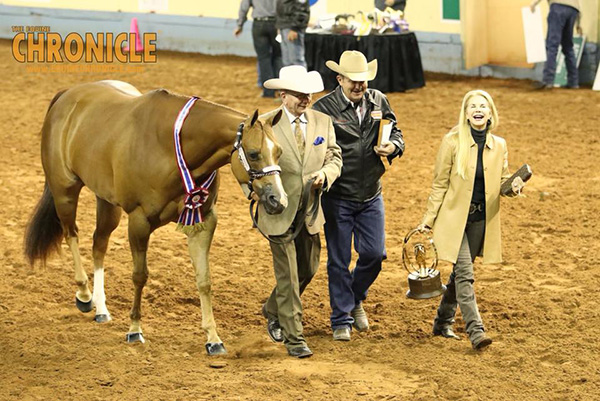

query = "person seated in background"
[234,0,282,98]
[375,0,406,12]
[418,90,525,351]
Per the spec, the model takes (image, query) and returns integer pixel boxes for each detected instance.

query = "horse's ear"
[250,110,259,127]
[270,109,283,127]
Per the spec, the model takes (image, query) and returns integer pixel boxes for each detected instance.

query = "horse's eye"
[248,151,260,161]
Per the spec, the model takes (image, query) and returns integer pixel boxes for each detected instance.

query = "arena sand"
[0,39,599,401]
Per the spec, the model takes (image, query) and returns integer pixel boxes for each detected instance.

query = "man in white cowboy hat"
[312,50,405,342]
[254,65,342,358]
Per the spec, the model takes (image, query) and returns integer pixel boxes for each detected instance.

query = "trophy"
[402,228,446,299]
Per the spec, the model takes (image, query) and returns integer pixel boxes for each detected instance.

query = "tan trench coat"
[422,131,511,264]
[256,108,343,236]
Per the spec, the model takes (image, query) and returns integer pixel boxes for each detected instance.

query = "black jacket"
[276,0,310,31]
[312,86,405,202]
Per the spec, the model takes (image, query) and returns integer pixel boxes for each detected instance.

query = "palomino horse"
[24,80,287,355]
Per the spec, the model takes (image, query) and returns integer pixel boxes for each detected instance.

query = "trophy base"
[406,270,446,299]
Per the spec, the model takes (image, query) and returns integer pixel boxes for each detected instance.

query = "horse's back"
[41,81,165,207]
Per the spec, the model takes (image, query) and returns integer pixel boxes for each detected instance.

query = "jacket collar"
[333,86,377,112]
[469,128,495,149]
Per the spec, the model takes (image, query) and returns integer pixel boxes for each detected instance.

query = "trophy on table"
[402,228,446,299]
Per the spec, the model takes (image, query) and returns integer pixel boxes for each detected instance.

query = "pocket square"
[313,136,325,146]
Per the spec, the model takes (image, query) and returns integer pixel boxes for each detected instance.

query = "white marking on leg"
[92,267,111,318]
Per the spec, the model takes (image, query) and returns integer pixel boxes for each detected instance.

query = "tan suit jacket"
[257,108,343,236]
[422,131,511,264]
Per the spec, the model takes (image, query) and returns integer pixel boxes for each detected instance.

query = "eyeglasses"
[285,91,312,101]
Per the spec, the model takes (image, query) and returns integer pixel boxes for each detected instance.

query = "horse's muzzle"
[261,184,286,215]
[263,193,285,215]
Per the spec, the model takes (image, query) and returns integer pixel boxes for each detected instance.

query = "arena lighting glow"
[11,31,158,63]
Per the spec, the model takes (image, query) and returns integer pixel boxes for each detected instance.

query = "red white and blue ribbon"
[173,96,216,230]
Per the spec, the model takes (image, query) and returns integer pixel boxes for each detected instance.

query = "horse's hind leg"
[92,197,122,323]
[125,209,152,343]
[52,183,92,312]
[186,208,226,355]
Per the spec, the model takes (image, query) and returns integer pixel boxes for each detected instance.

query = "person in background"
[276,0,310,68]
[256,66,342,358]
[419,90,525,350]
[312,50,404,342]
[235,0,282,98]
[375,0,406,12]
[530,0,581,89]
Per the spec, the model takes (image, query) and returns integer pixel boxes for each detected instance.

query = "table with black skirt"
[304,32,425,93]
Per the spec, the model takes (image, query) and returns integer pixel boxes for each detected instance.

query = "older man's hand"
[374,142,396,157]
[310,171,326,189]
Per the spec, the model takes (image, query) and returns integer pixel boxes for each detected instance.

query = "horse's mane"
[198,98,247,118]
[150,88,247,118]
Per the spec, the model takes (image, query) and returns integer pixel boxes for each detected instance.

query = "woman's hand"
[511,176,525,195]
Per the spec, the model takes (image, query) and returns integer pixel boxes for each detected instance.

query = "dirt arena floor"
[1,38,599,401]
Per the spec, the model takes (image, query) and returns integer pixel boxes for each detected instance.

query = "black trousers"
[252,20,282,97]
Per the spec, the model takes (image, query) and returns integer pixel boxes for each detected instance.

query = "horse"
[24,80,287,355]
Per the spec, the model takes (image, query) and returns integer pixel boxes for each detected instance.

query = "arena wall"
[1,0,598,84]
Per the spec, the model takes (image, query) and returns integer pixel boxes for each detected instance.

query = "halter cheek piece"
[232,122,281,198]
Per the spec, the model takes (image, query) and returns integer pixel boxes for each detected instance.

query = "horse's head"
[231,109,288,215]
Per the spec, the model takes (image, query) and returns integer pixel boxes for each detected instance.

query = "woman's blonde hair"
[451,89,499,179]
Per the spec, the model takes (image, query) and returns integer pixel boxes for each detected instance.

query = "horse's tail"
[24,88,69,265]
[24,182,63,266]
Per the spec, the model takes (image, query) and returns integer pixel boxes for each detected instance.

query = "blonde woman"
[419,90,524,350]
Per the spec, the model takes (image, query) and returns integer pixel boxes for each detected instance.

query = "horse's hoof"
[205,342,226,355]
[94,314,111,323]
[126,332,145,344]
[75,297,93,313]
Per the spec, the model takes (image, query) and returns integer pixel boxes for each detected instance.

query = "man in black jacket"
[312,50,405,342]
[276,0,310,68]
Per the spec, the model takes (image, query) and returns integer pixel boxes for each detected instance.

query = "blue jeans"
[252,20,282,97]
[322,194,386,330]
[543,3,579,87]
[280,28,306,68]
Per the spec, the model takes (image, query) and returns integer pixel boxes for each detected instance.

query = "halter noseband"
[232,122,281,198]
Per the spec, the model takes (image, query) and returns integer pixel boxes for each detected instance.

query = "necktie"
[294,117,305,160]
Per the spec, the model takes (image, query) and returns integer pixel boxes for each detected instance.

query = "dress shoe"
[266,317,283,343]
[472,334,492,350]
[351,303,369,332]
[287,345,313,358]
[432,324,460,340]
[333,326,351,341]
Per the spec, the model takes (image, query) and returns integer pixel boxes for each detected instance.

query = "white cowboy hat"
[325,50,378,81]
[264,66,324,94]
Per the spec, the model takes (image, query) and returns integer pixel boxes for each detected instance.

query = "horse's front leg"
[186,208,226,355]
[125,210,151,343]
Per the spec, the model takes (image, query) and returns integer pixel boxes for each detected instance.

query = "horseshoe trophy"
[402,228,446,299]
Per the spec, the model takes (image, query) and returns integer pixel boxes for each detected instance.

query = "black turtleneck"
[469,126,486,222]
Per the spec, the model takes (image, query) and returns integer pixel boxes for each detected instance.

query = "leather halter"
[232,122,281,197]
